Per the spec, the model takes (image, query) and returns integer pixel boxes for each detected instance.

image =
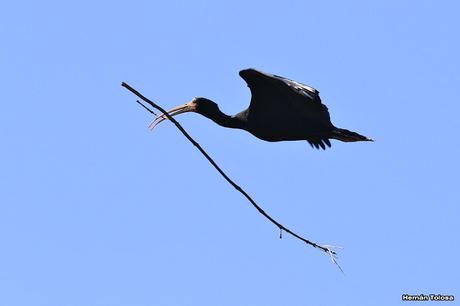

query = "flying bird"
[149,68,372,149]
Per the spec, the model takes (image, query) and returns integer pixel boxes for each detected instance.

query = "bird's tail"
[330,128,373,142]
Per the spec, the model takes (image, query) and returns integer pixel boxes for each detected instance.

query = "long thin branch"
[122,82,342,268]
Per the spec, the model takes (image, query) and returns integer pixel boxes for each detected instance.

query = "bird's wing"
[239,69,334,147]
[240,69,325,108]
[240,69,330,122]
[268,72,321,103]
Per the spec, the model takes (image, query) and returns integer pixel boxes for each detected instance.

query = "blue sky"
[1,1,459,305]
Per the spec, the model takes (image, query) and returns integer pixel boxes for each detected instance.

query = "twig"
[135,100,158,116]
[122,82,343,270]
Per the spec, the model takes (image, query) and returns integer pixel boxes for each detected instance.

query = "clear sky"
[1,1,459,305]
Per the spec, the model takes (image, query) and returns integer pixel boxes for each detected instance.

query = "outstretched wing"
[239,68,332,125]
[240,68,322,103]
[269,72,322,103]
[239,69,334,149]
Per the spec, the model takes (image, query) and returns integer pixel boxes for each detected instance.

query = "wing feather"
[270,73,321,102]
[238,68,334,138]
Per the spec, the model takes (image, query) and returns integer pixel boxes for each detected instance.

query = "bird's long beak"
[148,100,197,130]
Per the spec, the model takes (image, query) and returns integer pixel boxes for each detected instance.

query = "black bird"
[150,68,373,149]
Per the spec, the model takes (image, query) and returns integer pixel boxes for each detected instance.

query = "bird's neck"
[204,110,247,130]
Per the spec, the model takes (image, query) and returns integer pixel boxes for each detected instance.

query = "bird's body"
[237,69,333,143]
[150,68,372,149]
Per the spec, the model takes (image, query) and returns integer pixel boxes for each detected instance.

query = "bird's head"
[148,97,220,130]
[193,97,220,116]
